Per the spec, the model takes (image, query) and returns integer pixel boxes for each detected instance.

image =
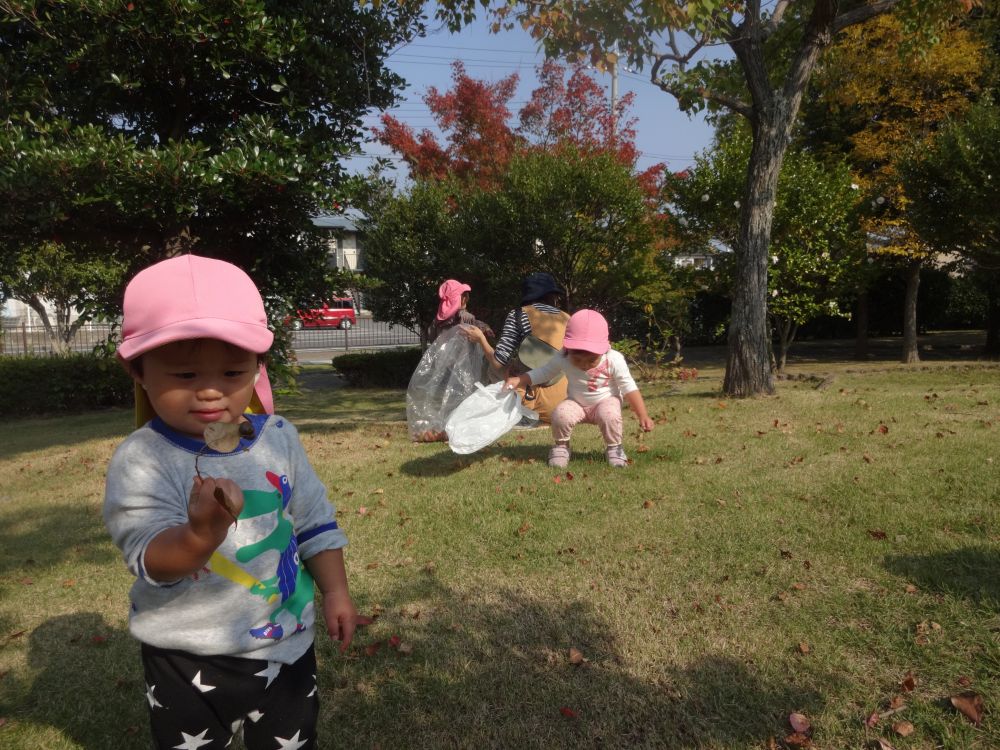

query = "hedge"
[331,347,422,388]
[0,354,133,417]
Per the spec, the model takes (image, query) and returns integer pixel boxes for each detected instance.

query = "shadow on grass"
[884,547,1000,610]
[0,408,133,460]
[0,502,117,576]
[399,443,553,477]
[319,578,830,749]
[6,612,145,749]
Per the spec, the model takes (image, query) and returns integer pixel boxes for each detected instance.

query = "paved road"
[292,318,420,362]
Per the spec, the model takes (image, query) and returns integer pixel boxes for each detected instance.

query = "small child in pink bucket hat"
[104,254,358,747]
[408,279,494,442]
[504,309,654,467]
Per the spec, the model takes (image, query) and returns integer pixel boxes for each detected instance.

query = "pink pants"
[550,397,623,446]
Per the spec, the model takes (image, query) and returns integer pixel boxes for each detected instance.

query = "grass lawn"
[0,342,998,749]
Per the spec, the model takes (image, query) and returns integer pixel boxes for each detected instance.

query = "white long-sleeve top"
[526,348,639,408]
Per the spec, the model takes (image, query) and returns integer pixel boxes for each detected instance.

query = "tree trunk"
[724,117,786,397]
[775,318,796,372]
[901,258,921,363]
[853,288,869,360]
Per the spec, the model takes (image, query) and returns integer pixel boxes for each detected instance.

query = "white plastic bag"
[445,382,539,454]
[406,325,488,442]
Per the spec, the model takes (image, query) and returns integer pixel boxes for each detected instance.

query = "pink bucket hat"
[563,309,610,354]
[118,255,275,424]
[436,279,472,322]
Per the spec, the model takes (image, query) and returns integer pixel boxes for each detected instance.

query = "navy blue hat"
[521,272,565,305]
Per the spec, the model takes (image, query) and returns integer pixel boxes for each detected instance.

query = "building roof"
[312,207,366,232]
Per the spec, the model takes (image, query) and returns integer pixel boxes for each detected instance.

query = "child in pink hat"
[408,279,494,441]
[504,309,654,467]
[104,255,358,747]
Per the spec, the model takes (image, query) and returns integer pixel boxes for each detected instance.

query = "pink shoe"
[548,444,570,468]
[606,445,628,468]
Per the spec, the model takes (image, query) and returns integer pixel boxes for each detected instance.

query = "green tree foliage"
[356,143,659,336]
[0,0,423,351]
[425,0,980,396]
[902,101,1000,352]
[668,127,864,370]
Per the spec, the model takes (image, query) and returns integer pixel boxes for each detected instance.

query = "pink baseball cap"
[118,255,274,361]
[436,279,472,322]
[563,309,610,354]
[118,255,275,424]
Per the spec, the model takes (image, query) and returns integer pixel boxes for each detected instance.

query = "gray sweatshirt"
[103,413,347,664]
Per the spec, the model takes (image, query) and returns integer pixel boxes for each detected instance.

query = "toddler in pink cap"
[103,255,358,749]
[504,309,654,467]
[408,279,494,441]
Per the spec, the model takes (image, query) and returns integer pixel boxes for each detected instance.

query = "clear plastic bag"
[406,325,489,442]
[445,382,539,454]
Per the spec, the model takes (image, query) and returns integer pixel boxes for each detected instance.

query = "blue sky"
[343,13,717,180]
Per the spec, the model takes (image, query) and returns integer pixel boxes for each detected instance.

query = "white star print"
[254,660,282,688]
[173,728,213,750]
[274,730,308,750]
[229,717,244,734]
[190,671,216,693]
[307,673,317,698]
[248,709,265,723]
[145,682,164,709]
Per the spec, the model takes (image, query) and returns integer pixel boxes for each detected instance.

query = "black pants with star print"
[141,642,319,749]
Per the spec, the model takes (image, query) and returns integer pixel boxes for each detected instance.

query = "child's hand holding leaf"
[191,420,254,532]
[188,475,245,543]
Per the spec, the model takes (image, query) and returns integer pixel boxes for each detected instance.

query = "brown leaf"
[950,691,984,726]
[788,712,811,734]
[636,445,650,453]
[364,641,383,657]
[568,647,587,665]
[863,452,874,463]
[868,529,888,541]
[559,706,578,718]
[791,582,807,591]
[892,721,914,737]
[797,642,811,655]
[643,499,655,509]
[517,522,532,536]
[874,739,898,750]
[888,696,905,710]
[397,641,413,655]
[900,672,917,692]
[783,732,812,747]
[877,424,889,434]
[957,676,972,687]
[203,422,242,452]
[865,710,881,728]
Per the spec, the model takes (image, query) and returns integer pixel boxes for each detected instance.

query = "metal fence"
[0,319,421,357]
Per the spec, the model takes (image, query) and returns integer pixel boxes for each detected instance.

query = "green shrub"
[0,354,133,417]
[331,347,422,388]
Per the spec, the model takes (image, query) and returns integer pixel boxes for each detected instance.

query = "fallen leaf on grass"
[364,641,382,656]
[559,706,578,718]
[950,691,984,726]
[568,647,587,665]
[636,445,650,453]
[797,642,811,655]
[783,732,812,747]
[643,499,655,509]
[866,710,881,728]
[397,641,413,655]
[868,529,888,541]
[892,721,914,737]
[888,696,905,710]
[900,672,917,692]
[517,522,532,536]
[874,739,898,750]
[789,713,811,734]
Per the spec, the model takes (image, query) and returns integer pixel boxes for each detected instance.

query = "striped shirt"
[493,303,563,366]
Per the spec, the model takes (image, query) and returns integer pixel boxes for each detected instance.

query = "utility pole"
[609,50,619,135]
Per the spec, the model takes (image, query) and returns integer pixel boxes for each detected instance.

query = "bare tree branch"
[649,53,754,118]
[833,0,903,34]
[762,0,793,37]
